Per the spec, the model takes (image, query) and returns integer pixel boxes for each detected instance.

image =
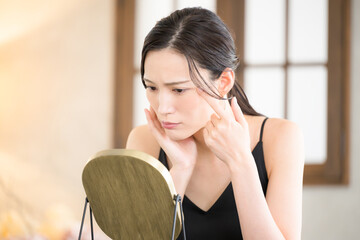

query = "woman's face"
[143,48,217,141]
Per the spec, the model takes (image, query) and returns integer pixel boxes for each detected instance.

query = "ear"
[217,68,235,97]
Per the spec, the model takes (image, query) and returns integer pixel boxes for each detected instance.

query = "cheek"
[146,92,158,108]
[181,94,213,120]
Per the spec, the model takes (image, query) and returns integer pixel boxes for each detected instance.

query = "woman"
[126,7,304,240]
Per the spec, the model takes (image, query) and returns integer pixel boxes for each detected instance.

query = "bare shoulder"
[262,117,305,178]
[126,124,161,159]
[263,117,302,136]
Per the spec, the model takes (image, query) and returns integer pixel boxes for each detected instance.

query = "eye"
[145,86,157,91]
[173,88,187,94]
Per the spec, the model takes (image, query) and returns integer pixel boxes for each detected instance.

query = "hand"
[144,107,198,170]
[196,88,252,167]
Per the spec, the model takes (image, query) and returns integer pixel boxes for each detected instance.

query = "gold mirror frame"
[82,149,182,239]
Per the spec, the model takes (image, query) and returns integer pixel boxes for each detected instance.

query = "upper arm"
[126,124,160,159]
[264,119,305,240]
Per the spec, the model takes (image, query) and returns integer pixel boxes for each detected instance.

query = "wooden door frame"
[114,0,135,148]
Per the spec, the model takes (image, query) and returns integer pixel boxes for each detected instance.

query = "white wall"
[302,0,360,239]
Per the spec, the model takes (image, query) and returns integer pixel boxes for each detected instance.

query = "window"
[217,0,350,184]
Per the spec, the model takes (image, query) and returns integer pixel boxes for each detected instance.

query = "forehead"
[144,48,191,83]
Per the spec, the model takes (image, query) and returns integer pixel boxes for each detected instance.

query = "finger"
[144,108,165,138]
[205,120,215,133]
[149,107,163,130]
[196,88,233,119]
[231,97,246,126]
[210,113,221,127]
[203,125,209,143]
[144,108,160,133]
[146,107,161,130]
[203,121,216,147]
[203,122,212,143]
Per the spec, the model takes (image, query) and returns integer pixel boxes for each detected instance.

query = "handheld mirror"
[80,149,185,240]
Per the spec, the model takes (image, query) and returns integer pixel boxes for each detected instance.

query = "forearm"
[169,165,194,201]
[230,154,285,240]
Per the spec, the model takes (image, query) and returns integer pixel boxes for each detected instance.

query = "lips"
[161,121,180,129]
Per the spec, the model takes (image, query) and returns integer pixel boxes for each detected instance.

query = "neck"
[192,127,216,158]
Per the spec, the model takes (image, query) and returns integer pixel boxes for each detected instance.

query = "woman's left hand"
[196,88,252,167]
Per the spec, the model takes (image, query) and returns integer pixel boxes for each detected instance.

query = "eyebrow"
[143,78,191,86]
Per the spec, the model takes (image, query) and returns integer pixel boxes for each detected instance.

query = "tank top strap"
[259,117,269,142]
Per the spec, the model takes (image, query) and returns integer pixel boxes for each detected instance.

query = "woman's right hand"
[144,107,198,171]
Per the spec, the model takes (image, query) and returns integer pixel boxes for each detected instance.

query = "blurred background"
[0,0,359,239]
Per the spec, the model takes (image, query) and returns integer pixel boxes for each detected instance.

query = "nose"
[157,92,176,116]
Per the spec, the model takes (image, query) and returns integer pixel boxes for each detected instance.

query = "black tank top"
[158,117,269,240]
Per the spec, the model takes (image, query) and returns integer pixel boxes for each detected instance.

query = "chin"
[164,126,203,141]
[165,131,191,141]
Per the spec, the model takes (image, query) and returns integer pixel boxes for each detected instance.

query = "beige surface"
[82,149,182,240]
[0,0,114,219]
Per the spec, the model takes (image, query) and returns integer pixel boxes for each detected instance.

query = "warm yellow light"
[0,0,85,45]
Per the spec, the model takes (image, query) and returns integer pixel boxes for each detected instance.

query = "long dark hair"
[141,7,264,117]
